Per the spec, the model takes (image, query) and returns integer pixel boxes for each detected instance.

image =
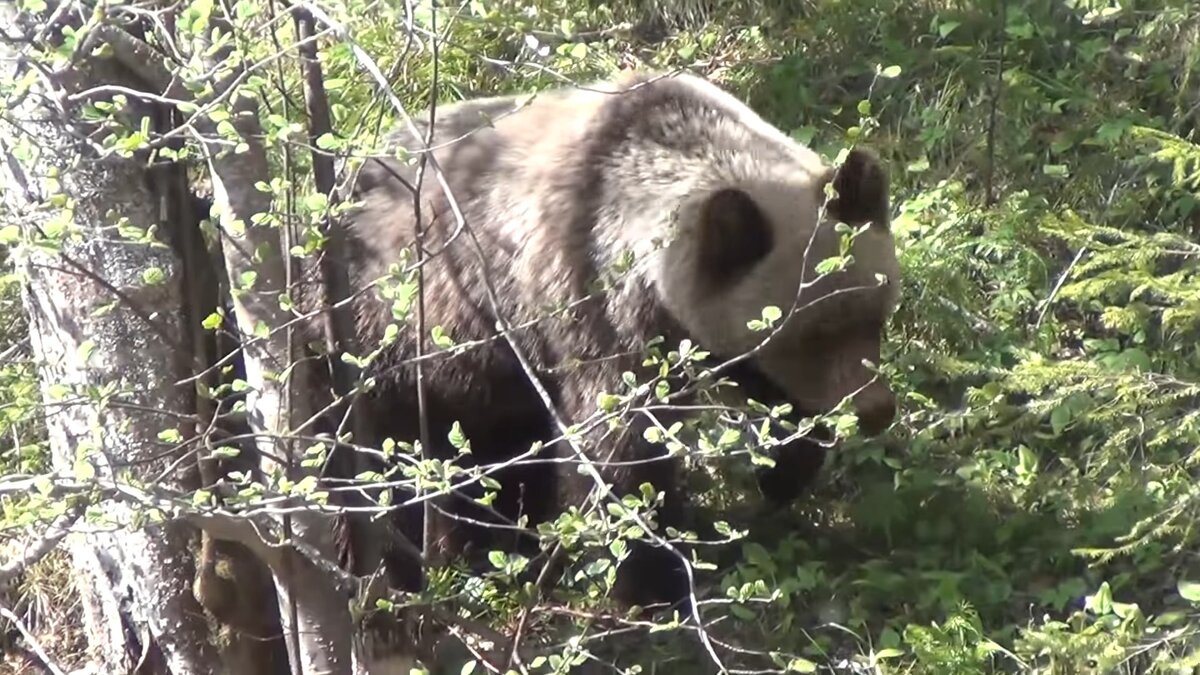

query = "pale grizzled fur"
[325,70,899,606]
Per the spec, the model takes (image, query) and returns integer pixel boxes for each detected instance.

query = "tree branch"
[0,503,84,585]
[0,605,67,675]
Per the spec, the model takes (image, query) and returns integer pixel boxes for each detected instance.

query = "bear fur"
[312,70,900,608]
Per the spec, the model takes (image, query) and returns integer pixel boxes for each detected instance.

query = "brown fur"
[310,71,900,607]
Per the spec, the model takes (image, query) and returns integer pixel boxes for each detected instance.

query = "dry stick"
[0,606,66,675]
[24,256,176,348]
[0,337,29,366]
[506,537,563,670]
[291,5,369,443]
[279,72,304,675]
[1034,246,1087,330]
[408,0,439,566]
[984,0,1006,206]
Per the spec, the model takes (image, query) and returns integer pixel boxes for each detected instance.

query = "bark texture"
[1,12,222,671]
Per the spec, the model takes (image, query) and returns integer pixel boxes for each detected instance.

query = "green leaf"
[74,455,95,481]
[77,339,96,364]
[717,428,741,447]
[743,542,772,569]
[1178,579,1200,604]
[158,428,183,443]
[382,323,399,345]
[1049,405,1071,435]
[596,392,621,412]
[609,538,627,560]
[730,603,756,621]
[1086,581,1114,615]
[431,325,454,349]
[906,157,931,173]
[815,257,844,274]
[937,20,961,38]
[33,476,53,495]
[790,125,817,146]
[1017,446,1038,475]
[879,64,902,78]
[750,452,776,468]
[448,421,469,450]
[762,305,783,323]
[0,225,19,244]
[1155,610,1188,626]
[142,267,166,285]
[880,627,903,648]
[786,657,817,672]
[304,193,329,212]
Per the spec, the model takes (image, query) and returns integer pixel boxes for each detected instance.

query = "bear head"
[656,146,899,447]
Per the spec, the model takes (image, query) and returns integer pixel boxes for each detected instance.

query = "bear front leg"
[755,432,829,506]
[608,440,693,613]
[554,377,693,611]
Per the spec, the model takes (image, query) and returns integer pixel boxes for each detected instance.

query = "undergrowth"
[3,0,1200,672]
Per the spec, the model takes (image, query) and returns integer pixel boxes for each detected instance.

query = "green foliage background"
[4,0,1200,672]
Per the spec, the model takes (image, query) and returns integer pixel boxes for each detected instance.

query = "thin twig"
[0,337,30,364]
[984,0,1006,206]
[0,504,83,584]
[409,0,439,566]
[0,605,66,675]
[1034,246,1087,330]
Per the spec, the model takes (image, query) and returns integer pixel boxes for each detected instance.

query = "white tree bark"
[0,15,221,672]
[2,7,412,674]
[192,33,357,675]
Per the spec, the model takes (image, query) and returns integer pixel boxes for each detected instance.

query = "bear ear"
[696,188,774,285]
[825,147,890,227]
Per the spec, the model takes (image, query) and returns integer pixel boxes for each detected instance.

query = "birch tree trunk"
[189,20,359,675]
[2,4,427,673]
[0,9,221,673]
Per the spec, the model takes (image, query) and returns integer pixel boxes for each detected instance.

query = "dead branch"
[0,605,66,675]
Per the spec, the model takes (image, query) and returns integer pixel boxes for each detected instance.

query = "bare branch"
[0,503,84,585]
[0,605,67,675]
